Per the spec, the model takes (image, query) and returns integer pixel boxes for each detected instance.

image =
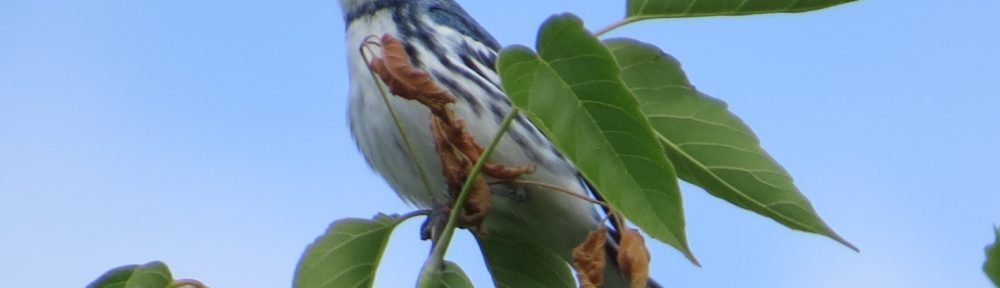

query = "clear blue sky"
[2,0,998,287]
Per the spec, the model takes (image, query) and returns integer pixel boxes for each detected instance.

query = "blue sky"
[1,0,998,287]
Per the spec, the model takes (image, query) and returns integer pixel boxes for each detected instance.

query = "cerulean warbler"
[339,0,659,286]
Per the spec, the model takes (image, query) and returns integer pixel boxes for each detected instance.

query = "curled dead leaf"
[369,34,454,114]
[371,33,534,181]
[431,117,490,234]
[431,116,467,194]
[617,229,651,288]
[367,33,533,235]
[572,227,607,288]
[460,172,490,235]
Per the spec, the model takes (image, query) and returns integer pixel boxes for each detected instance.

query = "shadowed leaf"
[498,14,695,263]
[435,261,475,288]
[477,233,576,288]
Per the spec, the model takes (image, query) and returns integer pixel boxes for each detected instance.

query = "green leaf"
[476,233,575,288]
[87,264,141,288]
[417,260,473,288]
[125,261,173,288]
[605,38,855,250]
[626,0,855,19]
[986,226,1000,286]
[294,214,404,288]
[498,13,695,263]
[87,261,176,288]
[430,261,475,288]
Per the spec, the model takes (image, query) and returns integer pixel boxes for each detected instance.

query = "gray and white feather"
[339,1,657,286]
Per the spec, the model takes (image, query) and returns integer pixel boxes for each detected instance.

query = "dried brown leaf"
[370,34,533,180]
[572,227,607,288]
[438,112,534,180]
[368,33,534,235]
[617,229,651,288]
[370,34,454,114]
[432,117,467,193]
[483,162,536,179]
[460,172,490,235]
[431,117,489,234]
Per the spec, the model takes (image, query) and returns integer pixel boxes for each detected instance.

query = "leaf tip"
[685,252,702,268]
[824,229,859,253]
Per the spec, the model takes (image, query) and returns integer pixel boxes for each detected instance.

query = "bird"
[339,0,658,286]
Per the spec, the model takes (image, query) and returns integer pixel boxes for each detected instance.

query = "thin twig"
[488,179,610,209]
[594,18,632,37]
[360,38,436,201]
[399,209,433,222]
[492,179,619,233]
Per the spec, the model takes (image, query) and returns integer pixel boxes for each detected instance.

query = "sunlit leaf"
[986,226,1000,286]
[87,261,181,288]
[498,13,695,263]
[606,38,855,250]
[477,233,575,288]
[123,261,173,288]
[294,214,404,288]
[626,0,855,19]
[87,264,140,288]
